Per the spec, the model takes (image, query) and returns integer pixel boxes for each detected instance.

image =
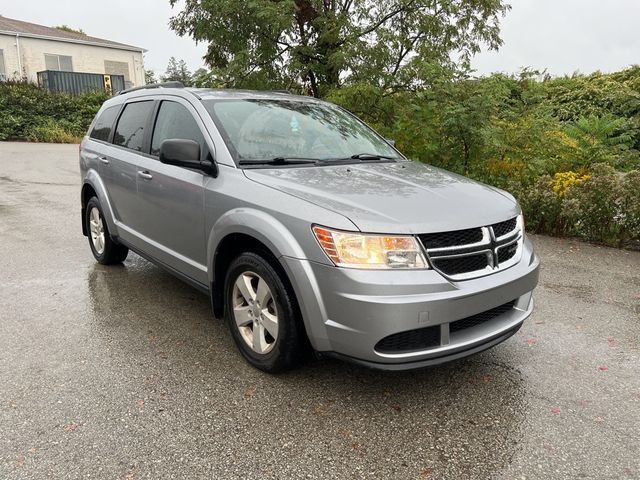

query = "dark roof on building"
[0,15,145,52]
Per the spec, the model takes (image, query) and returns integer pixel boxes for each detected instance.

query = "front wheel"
[224,252,306,373]
[85,197,128,265]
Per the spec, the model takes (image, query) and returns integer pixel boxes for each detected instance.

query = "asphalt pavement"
[1,142,639,479]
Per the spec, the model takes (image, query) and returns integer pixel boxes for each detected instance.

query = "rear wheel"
[225,252,305,373]
[85,197,128,265]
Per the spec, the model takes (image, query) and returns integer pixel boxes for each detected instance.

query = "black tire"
[224,251,306,373]
[85,196,129,265]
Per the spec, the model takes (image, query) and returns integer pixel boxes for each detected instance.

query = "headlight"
[312,226,429,269]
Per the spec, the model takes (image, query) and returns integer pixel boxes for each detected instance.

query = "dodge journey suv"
[80,83,539,372]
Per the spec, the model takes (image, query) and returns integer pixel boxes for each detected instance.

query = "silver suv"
[80,83,539,372]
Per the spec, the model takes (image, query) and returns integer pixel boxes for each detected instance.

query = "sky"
[1,0,638,78]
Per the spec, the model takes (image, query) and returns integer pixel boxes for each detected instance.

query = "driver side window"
[151,101,206,157]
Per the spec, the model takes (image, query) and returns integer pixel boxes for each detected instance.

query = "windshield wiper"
[350,153,397,161]
[238,157,319,166]
[322,153,399,164]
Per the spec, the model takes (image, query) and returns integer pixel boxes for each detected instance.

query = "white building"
[0,15,146,88]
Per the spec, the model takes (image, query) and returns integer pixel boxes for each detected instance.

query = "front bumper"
[282,235,540,370]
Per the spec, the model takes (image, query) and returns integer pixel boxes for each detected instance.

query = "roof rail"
[270,89,291,94]
[116,81,185,96]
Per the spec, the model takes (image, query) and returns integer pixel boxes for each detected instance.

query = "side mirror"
[159,138,217,176]
[386,138,396,147]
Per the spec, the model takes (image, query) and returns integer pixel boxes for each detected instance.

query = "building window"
[0,49,6,80]
[44,54,73,72]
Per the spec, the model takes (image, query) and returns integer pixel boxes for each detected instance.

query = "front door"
[135,99,209,285]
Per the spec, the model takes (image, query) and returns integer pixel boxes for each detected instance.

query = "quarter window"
[89,105,120,142]
[151,101,206,157]
[112,101,154,152]
[44,54,73,72]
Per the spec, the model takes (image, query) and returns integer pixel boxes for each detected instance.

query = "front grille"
[492,217,517,238]
[419,216,522,280]
[449,300,516,334]
[431,253,489,276]
[419,227,483,249]
[497,242,518,263]
[375,325,440,354]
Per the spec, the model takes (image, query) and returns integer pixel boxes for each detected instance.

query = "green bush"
[517,165,640,248]
[0,81,108,142]
[24,119,81,143]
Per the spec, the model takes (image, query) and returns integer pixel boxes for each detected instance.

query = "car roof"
[191,88,320,102]
[111,86,322,104]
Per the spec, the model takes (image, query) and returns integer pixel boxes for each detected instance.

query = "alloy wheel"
[89,206,105,255]
[232,271,279,354]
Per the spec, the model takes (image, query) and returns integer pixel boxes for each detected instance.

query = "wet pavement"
[1,142,639,479]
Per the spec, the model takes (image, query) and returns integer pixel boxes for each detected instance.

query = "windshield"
[203,99,401,164]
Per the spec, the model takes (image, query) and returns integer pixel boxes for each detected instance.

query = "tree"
[190,68,212,87]
[169,0,510,97]
[144,69,157,85]
[161,57,192,86]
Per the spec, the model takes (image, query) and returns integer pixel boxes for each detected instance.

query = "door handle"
[99,156,110,165]
[138,171,153,180]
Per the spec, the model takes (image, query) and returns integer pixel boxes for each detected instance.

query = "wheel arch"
[81,171,117,237]
[207,209,307,319]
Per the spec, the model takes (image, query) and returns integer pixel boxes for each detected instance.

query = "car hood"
[243,161,520,234]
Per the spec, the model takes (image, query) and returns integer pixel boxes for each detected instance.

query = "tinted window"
[151,101,206,157]
[113,101,154,152]
[89,105,120,142]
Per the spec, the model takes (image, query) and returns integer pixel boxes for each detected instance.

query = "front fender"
[207,208,332,350]
[206,207,308,284]
[82,169,118,238]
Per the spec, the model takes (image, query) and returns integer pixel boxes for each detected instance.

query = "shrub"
[517,175,565,236]
[0,81,108,142]
[519,164,639,247]
[550,171,591,198]
[25,119,81,143]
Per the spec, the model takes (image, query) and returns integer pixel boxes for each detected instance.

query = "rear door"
[84,103,121,207]
[135,98,209,285]
[101,100,155,247]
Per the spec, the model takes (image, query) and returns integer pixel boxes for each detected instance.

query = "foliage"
[169,0,510,97]
[161,57,193,85]
[0,81,108,143]
[54,25,85,35]
[144,69,157,85]
[517,166,639,248]
[25,119,81,143]
[550,171,590,198]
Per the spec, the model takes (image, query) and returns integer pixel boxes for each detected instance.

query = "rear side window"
[112,101,154,152]
[151,101,206,157]
[89,105,120,142]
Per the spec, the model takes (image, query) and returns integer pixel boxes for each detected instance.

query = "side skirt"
[117,238,211,296]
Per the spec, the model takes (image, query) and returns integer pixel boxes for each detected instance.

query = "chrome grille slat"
[418,217,522,281]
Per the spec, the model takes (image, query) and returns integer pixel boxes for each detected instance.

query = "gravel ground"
[1,142,639,479]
